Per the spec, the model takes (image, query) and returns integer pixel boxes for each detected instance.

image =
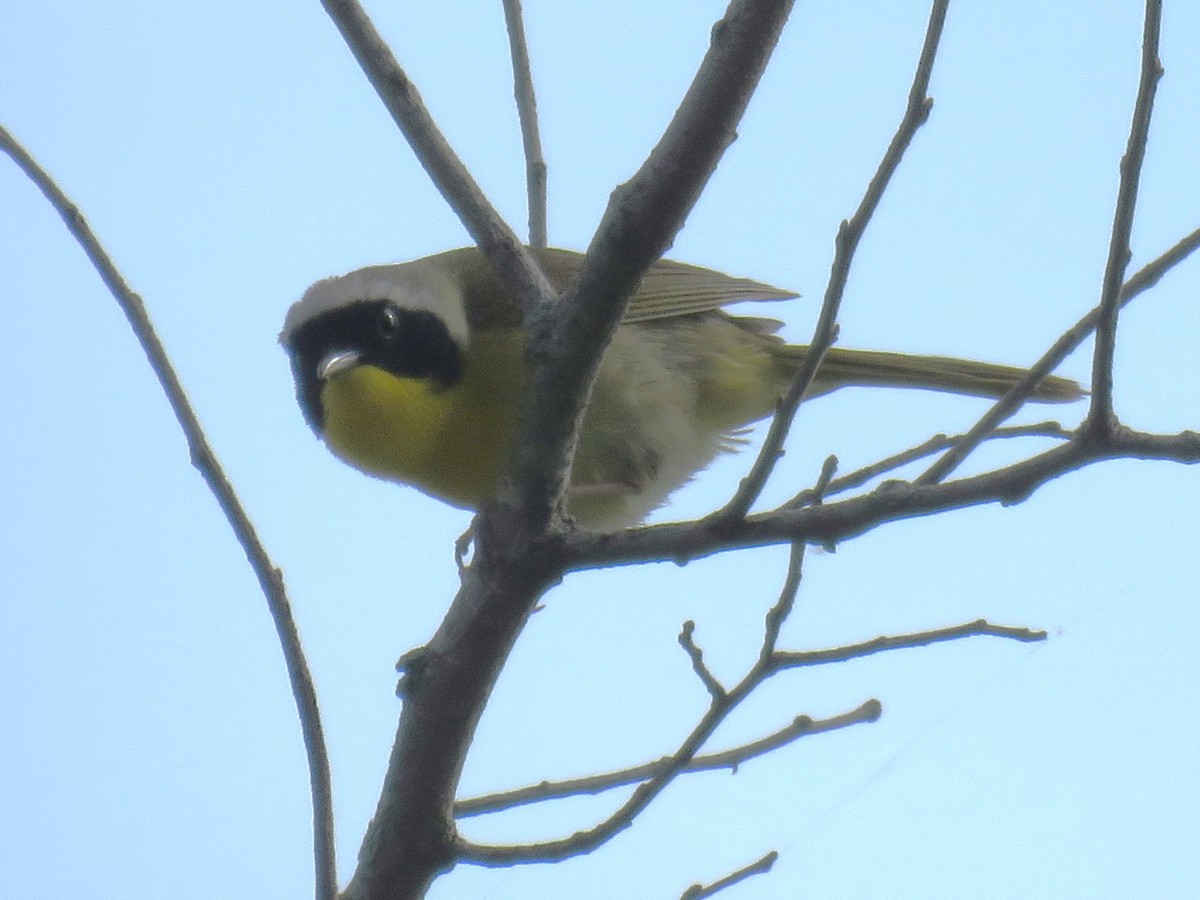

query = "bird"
[281,247,1082,530]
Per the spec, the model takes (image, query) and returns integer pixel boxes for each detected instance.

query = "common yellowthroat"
[281,247,1081,529]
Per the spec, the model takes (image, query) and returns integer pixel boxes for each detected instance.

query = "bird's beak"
[318,350,361,381]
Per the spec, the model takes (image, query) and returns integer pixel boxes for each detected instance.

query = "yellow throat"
[320,330,524,510]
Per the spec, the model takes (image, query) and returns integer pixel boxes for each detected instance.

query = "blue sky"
[3,2,1199,898]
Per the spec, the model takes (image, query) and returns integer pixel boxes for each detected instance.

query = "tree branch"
[455,540,1045,865]
[0,125,338,900]
[917,224,1200,485]
[1087,0,1163,436]
[1121,225,1200,297]
[455,608,1039,863]
[761,542,807,657]
[340,4,797,896]
[715,0,951,522]
[504,0,797,533]
[774,619,1046,669]
[501,0,548,248]
[343,541,564,898]
[679,850,779,900]
[458,519,814,865]
[319,0,555,309]
[680,621,729,703]
[454,702,879,818]
[568,426,1200,571]
[790,422,1074,507]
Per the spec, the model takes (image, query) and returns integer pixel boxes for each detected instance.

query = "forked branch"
[319,0,555,310]
[1087,0,1163,434]
[454,702,879,818]
[716,0,951,521]
[336,2,800,897]
[507,0,798,530]
[455,619,1037,818]
[458,595,1044,864]
[920,0,1173,484]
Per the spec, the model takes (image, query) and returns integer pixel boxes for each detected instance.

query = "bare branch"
[761,542,806,661]
[319,0,555,309]
[802,454,841,508]
[341,4,797,896]
[917,225,1200,485]
[458,528,813,865]
[458,540,1046,864]
[790,422,1074,507]
[917,5,1172,485]
[455,611,1039,861]
[680,621,728,703]
[568,426,1200,571]
[502,0,797,532]
[454,702,879,817]
[0,125,338,900]
[774,619,1046,670]
[502,0,548,248]
[714,0,951,522]
[679,850,779,900]
[1121,225,1200,297]
[344,544,564,897]
[1087,0,1163,435]
[456,675,839,867]
[457,675,762,862]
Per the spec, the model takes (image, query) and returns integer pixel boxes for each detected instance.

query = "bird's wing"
[623,256,799,323]
[452,246,800,329]
[534,248,799,323]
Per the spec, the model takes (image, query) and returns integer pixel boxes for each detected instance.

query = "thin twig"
[680,622,728,703]
[1088,0,1163,435]
[680,850,779,900]
[1121,225,1200,297]
[714,0,951,522]
[917,226,1200,485]
[455,609,1042,861]
[458,519,817,864]
[468,482,1051,864]
[319,0,555,310]
[502,0,548,248]
[456,672,842,865]
[458,535,1046,863]
[790,422,1073,507]
[807,455,840,506]
[457,660,762,861]
[459,613,1042,821]
[761,543,806,662]
[454,702,878,817]
[0,125,338,900]
[774,619,1046,669]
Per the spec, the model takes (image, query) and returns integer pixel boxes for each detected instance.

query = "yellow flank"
[702,341,781,429]
[320,331,524,510]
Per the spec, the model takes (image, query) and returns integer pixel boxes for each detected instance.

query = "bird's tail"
[774,345,1084,403]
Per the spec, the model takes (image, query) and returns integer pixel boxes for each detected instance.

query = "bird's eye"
[378,305,401,339]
